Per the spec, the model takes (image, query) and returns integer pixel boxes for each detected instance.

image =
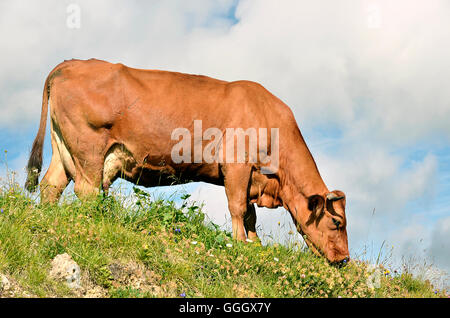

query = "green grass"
[0,182,447,298]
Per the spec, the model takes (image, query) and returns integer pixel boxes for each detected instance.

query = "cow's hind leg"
[74,178,100,200]
[40,153,69,204]
[73,164,103,201]
[72,154,104,201]
[40,122,71,204]
[70,135,108,201]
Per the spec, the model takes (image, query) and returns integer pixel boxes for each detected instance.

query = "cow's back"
[48,59,298,186]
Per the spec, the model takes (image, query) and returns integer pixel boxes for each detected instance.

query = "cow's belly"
[102,143,223,189]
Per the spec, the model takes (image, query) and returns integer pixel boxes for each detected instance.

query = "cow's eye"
[332,218,341,229]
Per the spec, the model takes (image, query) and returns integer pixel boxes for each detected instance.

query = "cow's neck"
[278,132,329,211]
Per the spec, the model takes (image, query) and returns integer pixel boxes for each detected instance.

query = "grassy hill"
[0,182,447,298]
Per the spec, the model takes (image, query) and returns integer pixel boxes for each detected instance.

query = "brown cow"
[25,59,349,263]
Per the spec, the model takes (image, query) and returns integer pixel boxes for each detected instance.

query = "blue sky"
[0,0,449,288]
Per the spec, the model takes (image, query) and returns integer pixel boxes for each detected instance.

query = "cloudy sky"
[0,0,449,287]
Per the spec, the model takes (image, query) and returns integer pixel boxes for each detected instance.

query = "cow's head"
[292,190,349,264]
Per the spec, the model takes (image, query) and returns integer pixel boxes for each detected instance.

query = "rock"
[49,253,81,289]
[0,274,11,292]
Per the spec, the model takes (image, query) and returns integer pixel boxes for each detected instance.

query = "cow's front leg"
[222,164,252,241]
[228,200,247,241]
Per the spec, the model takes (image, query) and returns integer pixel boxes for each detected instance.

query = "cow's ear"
[307,194,325,215]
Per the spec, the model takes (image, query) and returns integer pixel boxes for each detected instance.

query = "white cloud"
[2,0,450,141]
[386,218,450,289]
[0,0,238,127]
[315,149,437,213]
[0,87,41,129]
[428,216,450,271]
[183,0,450,143]
[0,151,27,187]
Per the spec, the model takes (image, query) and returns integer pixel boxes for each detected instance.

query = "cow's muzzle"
[331,256,350,268]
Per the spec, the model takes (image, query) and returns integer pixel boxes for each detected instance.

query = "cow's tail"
[25,74,51,192]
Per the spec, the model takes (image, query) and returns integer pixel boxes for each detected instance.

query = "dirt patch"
[0,273,35,298]
[108,261,164,296]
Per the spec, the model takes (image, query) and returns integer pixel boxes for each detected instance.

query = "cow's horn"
[326,193,345,201]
